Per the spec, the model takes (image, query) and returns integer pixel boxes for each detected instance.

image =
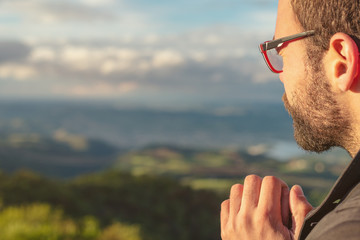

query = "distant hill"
[0,134,120,178]
[0,100,294,148]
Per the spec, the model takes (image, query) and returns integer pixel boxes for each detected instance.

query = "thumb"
[290,185,313,240]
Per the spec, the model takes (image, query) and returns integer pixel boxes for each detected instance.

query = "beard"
[282,59,351,153]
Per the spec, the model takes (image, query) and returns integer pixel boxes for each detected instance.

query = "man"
[220,0,360,239]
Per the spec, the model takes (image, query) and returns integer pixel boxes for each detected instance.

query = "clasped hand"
[221,175,313,240]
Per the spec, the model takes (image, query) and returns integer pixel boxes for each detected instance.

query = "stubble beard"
[282,57,351,153]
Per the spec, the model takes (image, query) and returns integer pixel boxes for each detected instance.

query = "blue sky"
[0,0,281,108]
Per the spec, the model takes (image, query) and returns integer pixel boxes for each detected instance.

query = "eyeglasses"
[259,30,315,73]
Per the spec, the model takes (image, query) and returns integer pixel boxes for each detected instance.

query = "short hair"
[291,0,360,52]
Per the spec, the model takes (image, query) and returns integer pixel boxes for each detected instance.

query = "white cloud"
[190,51,207,63]
[152,50,185,68]
[203,34,222,45]
[61,46,91,62]
[143,34,160,44]
[29,46,56,62]
[100,59,132,74]
[80,0,116,7]
[60,46,93,71]
[112,48,139,61]
[0,64,37,81]
[55,45,143,73]
[100,60,118,75]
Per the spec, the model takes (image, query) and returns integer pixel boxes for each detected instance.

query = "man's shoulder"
[334,182,360,214]
[306,182,360,239]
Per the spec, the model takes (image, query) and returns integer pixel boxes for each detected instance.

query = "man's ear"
[326,32,359,92]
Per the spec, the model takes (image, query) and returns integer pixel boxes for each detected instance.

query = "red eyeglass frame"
[259,30,315,73]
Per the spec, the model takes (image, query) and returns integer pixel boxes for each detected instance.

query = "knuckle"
[221,199,229,207]
[238,214,250,229]
[254,211,270,227]
[254,215,265,226]
[222,223,236,239]
[221,199,229,210]
[238,210,251,223]
[230,183,242,193]
[244,174,261,184]
[263,175,279,185]
[258,208,271,219]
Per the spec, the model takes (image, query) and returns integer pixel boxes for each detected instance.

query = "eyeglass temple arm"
[262,30,316,50]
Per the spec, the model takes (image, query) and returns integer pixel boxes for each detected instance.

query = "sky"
[0,0,281,108]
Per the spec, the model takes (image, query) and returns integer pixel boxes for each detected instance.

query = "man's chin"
[283,93,334,153]
[294,132,334,153]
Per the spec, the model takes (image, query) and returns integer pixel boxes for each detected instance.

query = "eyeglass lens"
[267,48,283,72]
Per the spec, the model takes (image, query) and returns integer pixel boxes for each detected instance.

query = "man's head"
[270,0,360,156]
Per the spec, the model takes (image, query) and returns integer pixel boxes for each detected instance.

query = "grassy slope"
[112,146,348,206]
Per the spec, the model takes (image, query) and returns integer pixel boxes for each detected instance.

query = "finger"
[281,185,290,228]
[241,175,262,210]
[229,184,243,220]
[258,176,288,222]
[290,185,313,240]
[221,199,230,233]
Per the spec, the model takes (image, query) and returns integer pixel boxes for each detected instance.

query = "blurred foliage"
[0,203,142,240]
[0,169,221,240]
[98,222,142,240]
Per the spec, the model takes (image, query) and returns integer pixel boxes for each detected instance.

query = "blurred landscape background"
[0,0,352,239]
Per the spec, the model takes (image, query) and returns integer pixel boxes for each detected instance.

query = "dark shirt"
[299,150,360,240]
[305,182,360,239]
